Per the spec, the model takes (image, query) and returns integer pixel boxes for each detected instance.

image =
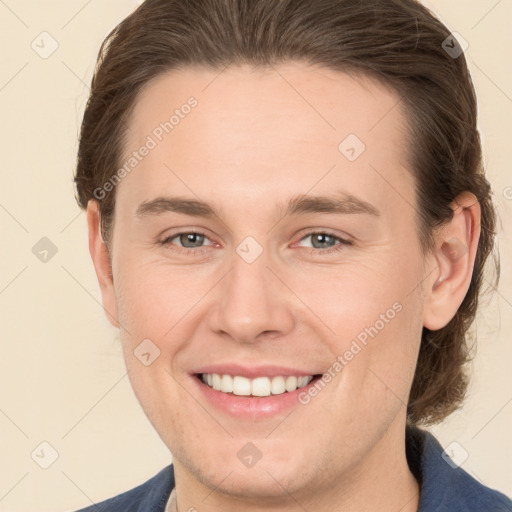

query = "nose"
[208,247,295,344]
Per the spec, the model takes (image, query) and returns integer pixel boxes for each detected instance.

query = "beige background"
[0,1,511,510]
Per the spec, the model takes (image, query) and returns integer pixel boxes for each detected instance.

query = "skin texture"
[87,63,481,512]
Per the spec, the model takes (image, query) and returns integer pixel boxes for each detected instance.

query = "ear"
[422,191,481,331]
[86,200,119,328]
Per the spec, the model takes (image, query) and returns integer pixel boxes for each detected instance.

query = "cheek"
[330,284,423,419]
[298,255,423,396]
[287,256,409,342]
[113,258,198,341]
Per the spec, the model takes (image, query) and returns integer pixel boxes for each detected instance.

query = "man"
[73,0,512,510]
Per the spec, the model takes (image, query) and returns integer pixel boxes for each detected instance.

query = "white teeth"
[251,377,270,397]
[233,376,251,396]
[270,376,286,395]
[212,373,222,391]
[285,376,297,392]
[297,376,310,388]
[200,373,314,396]
[221,374,233,393]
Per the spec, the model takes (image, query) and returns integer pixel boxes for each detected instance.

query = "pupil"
[181,233,203,248]
[313,233,334,249]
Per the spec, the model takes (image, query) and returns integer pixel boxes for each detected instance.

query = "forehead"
[117,63,413,221]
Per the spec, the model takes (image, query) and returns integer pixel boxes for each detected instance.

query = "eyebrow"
[135,192,381,219]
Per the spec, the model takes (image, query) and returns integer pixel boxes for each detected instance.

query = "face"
[93,63,431,502]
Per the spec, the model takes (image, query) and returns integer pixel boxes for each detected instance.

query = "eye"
[296,231,352,254]
[160,231,215,254]
[158,229,352,256]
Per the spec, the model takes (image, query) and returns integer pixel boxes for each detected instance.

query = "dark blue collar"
[406,425,511,511]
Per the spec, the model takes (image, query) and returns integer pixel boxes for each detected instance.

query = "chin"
[196,449,313,498]
[203,468,309,501]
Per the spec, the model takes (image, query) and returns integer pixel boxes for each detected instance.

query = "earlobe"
[86,200,120,328]
[422,191,481,331]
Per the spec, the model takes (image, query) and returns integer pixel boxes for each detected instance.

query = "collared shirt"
[74,426,512,511]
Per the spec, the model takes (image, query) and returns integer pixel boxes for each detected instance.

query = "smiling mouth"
[195,373,323,397]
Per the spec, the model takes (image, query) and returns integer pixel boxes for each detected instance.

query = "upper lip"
[192,364,322,379]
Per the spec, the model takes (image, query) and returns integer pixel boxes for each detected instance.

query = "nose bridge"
[209,244,294,342]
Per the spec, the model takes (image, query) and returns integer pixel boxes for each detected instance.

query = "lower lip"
[191,374,322,419]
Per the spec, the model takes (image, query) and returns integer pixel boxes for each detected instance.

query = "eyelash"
[159,230,352,256]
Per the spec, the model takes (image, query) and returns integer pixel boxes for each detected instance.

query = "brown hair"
[74,0,500,425]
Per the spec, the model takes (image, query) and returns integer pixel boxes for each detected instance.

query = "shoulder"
[73,464,175,512]
[406,426,512,511]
